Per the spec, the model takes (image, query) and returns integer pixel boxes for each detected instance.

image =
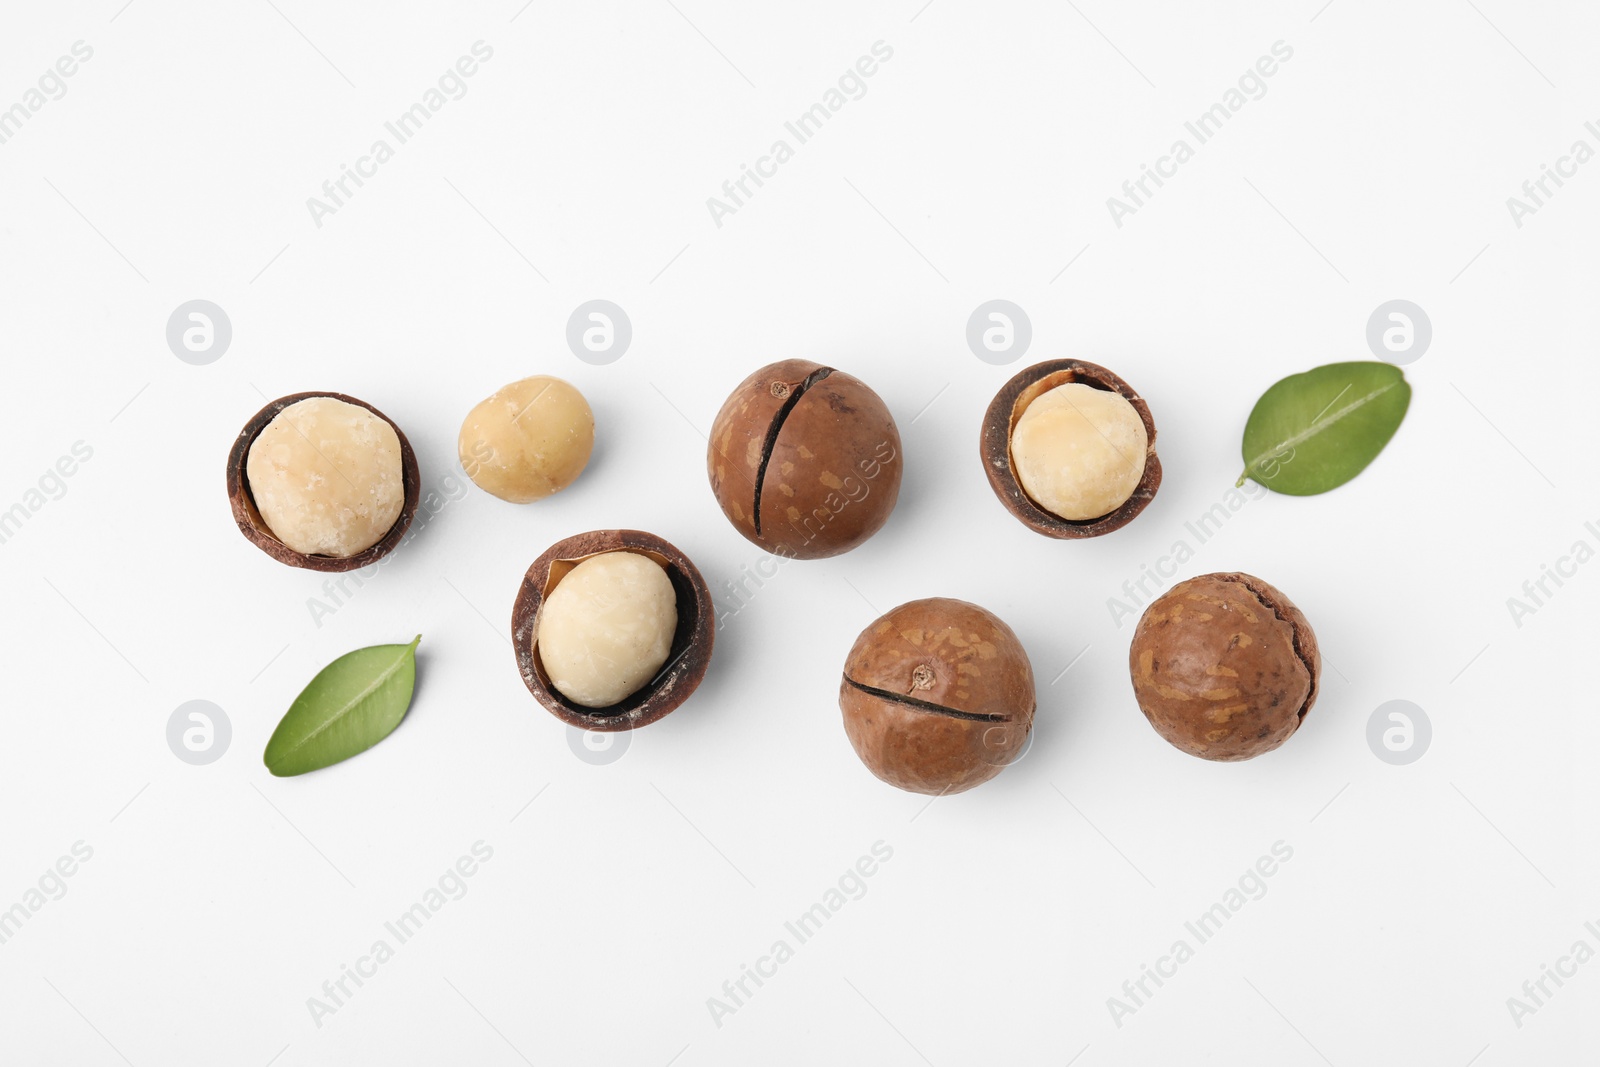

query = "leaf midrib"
[1244,379,1401,475]
[279,645,412,759]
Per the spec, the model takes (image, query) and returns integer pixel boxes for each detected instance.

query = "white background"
[1,1,1596,1064]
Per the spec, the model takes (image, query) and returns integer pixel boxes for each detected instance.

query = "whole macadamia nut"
[708,360,903,559]
[840,598,1036,795]
[1129,573,1320,762]
[1011,382,1148,521]
[459,375,594,503]
[536,551,678,708]
[245,396,405,558]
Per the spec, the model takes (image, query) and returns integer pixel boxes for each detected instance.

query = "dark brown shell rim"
[1220,572,1321,726]
[980,359,1162,539]
[511,529,716,732]
[226,391,421,572]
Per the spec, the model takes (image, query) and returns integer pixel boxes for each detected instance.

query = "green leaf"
[264,636,421,777]
[1237,362,1411,495]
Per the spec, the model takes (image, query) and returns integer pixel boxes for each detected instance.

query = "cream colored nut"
[537,552,678,708]
[459,376,594,503]
[1011,382,1148,521]
[246,397,404,558]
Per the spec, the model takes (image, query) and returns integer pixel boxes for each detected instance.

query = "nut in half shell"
[840,598,1037,795]
[513,530,715,732]
[226,391,421,571]
[981,360,1160,538]
[707,359,903,560]
[1128,572,1321,762]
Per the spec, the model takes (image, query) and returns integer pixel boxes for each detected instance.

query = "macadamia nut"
[1129,572,1321,762]
[707,360,903,559]
[537,552,678,708]
[840,598,1036,795]
[459,376,594,503]
[245,397,405,558]
[1011,382,1148,521]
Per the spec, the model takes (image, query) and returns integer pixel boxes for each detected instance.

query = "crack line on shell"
[842,676,1012,723]
[1227,575,1318,722]
[752,367,832,536]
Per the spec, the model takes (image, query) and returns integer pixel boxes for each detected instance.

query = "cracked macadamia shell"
[981,360,1161,539]
[840,598,1037,795]
[245,396,405,558]
[1129,573,1321,762]
[707,359,903,560]
[459,375,594,503]
[513,530,715,732]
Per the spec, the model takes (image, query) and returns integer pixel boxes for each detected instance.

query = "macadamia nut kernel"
[459,376,594,503]
[536,552,678,708]
[1011,382,1148,521]
[245,396,405,558]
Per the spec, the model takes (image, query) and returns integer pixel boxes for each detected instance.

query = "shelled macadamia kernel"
[246,396,405,558]
[1011,382,1148,521]
[537,551,678,708]
[459,376,594,504]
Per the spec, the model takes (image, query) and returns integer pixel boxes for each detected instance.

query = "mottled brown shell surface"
[512,530,715,732]
[226,391,420,572]
[980,360,1161,539]
[840,598,1037,795]
[1129,573,1320,762]
[707,359,903,559]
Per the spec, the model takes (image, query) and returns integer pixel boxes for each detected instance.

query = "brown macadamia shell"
[513,530,715,732]
[981,360,1161,538]
[226,391,420,572]
[1128,573,1321,762]
[708,359,903,560]
[840,598,1037,795]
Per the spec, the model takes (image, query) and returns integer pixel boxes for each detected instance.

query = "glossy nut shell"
[708,359,903,559]
[1128,572,1320,762]
[840,598,1037,795]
